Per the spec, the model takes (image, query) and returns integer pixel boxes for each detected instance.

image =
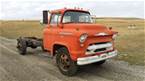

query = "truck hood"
[63,23,115,36]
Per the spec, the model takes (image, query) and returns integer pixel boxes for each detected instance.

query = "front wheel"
[56,47,78,76]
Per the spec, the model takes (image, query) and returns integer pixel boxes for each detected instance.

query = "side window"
[50,14,61,24]
[79,15,90,22]
[63,16,71,23]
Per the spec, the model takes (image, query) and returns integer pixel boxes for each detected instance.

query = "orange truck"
[17,8,118,76]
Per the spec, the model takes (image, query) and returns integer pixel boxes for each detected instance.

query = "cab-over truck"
[17,8,118,76]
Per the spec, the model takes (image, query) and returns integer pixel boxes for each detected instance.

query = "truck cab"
[42,8,118,76]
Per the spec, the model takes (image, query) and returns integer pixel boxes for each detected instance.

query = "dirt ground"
[0,37,145,81]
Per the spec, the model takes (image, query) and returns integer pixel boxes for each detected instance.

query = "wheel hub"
[59,54,70,71]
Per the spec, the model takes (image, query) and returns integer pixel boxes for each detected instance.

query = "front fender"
[52,41,80,61]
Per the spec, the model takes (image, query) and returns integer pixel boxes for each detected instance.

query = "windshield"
[62,11,92,23]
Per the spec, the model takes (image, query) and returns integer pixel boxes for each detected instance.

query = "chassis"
[17,37,45,55]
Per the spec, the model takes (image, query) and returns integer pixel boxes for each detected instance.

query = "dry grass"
[0,21,43,39]
[0,19,144,65]
[96,18,145,65]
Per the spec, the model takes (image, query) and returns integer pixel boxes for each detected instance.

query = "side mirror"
[42,10,48,24]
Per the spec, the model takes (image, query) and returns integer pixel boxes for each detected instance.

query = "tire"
[94,60,106,65]
[17,40,27,55]
[56,47,78,76]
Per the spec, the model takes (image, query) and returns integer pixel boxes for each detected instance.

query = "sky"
[0,0,144,20]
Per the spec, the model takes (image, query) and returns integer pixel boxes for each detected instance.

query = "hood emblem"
[95,32,108,36]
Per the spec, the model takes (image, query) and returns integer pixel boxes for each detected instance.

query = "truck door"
[44,13,61,52]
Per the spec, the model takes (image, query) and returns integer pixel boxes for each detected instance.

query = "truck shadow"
[26,48,52,57]
[24,48,122,80]
[76,62,119,80]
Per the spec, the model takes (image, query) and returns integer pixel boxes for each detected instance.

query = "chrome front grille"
[94,48,106,52]
[85,42,113,55]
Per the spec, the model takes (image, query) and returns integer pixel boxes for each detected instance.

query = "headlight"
[112,34,118,39]
[79,33,88,43]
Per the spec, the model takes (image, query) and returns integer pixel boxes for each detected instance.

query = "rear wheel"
[56,47,78,76]
[17,40,27,55]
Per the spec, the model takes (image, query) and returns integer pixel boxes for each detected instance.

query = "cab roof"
[50,8,90,14]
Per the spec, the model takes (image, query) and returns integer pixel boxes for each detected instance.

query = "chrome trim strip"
[59,32,73,35]
[95,32,108,36]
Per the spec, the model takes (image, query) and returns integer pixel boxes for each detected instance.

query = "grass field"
[0,18,144,65]
[96,18,145,65]
[0,20,43,38]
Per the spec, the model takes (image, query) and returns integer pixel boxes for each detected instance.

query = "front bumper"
[77,50,117,65]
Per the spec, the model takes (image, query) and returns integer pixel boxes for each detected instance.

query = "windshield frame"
[61,10,92,24]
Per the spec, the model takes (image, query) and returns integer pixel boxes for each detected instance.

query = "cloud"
[0,0,144,20]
